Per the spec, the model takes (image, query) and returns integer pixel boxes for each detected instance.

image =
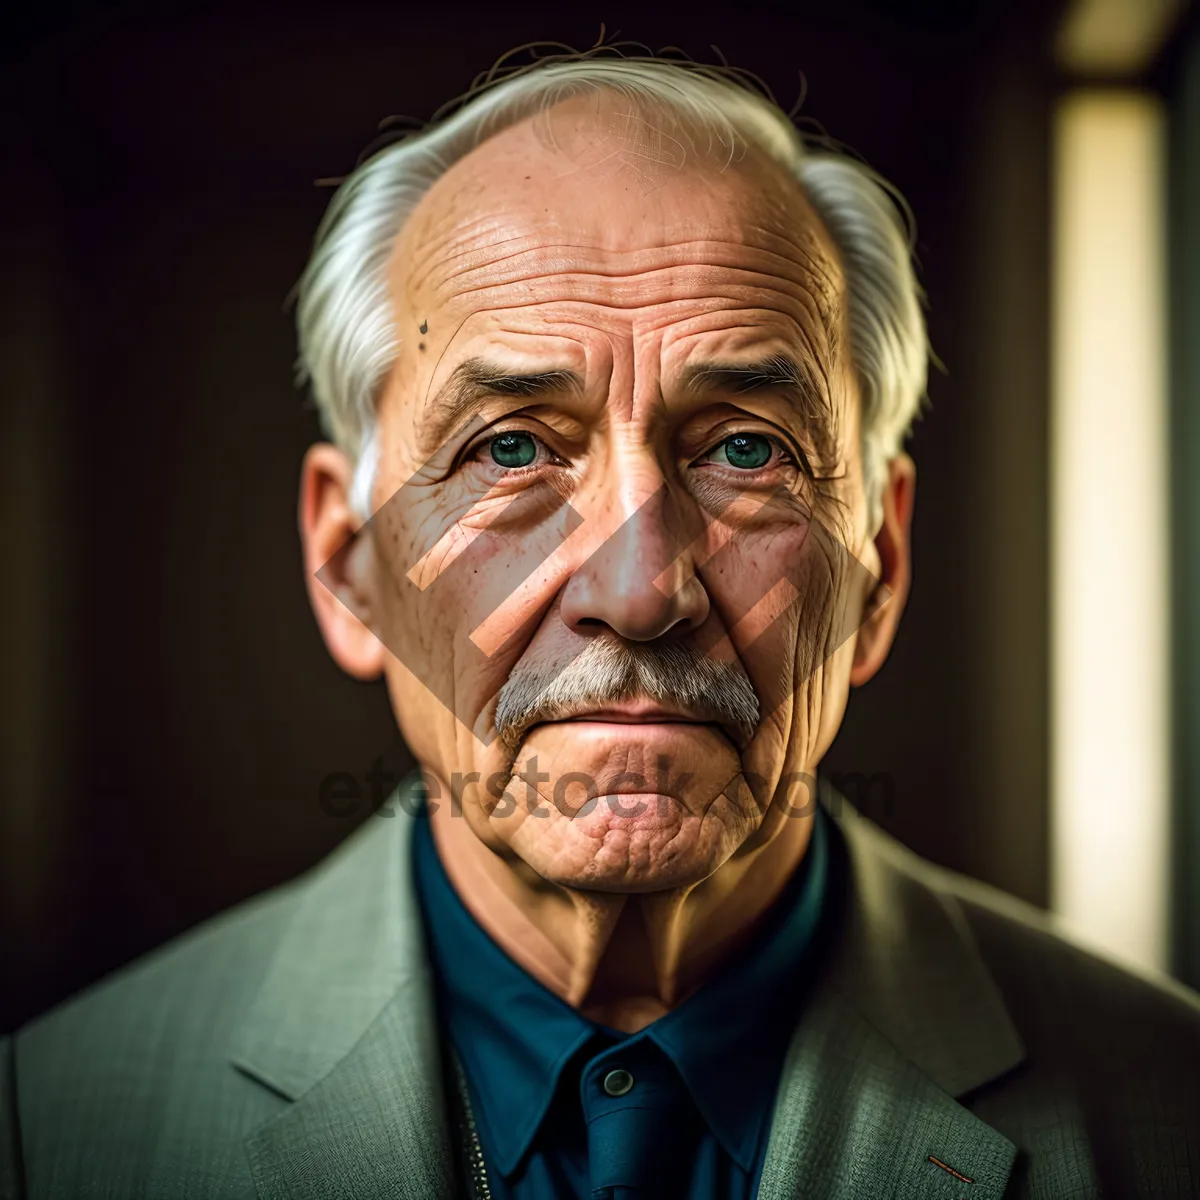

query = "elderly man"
[4,50,1199,1200]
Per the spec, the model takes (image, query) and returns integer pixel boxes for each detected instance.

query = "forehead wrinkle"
[404,225,533,305]
[419,225,837,288]
[403,208,846,334]
[398,172,843,311]
[421,260,839,326]
[402,287,841,425]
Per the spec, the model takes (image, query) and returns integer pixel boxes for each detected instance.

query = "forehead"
[389,94,845,389]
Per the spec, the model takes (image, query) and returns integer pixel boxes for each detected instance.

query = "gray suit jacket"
[3,783,1199,1199]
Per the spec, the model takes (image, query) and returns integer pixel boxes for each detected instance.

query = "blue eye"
[718,433,774,470]
[489,432,538,468]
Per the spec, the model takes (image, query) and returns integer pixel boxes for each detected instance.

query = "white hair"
[294,52,928,527]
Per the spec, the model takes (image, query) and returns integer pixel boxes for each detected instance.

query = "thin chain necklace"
[450,1048,493,1200]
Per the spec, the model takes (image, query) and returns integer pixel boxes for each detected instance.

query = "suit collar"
[756,790,1025,1199]
[820,790,1025,1098]
[243,977,454,1200]
[229,794,426,1102]
[756,988,1021,1200]
[231,778,455,1200]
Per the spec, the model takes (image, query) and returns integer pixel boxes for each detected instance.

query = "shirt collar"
[412,802,832,1177]
[647,804,831,1169]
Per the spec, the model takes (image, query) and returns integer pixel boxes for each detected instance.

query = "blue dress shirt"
[412,802,831,1199]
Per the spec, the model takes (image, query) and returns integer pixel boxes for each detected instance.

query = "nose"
[560,482,710,641]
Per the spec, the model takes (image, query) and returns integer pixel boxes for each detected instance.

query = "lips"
[541,700,749,748]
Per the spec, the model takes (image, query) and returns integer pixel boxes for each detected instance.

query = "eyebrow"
[419,357,584,453]
[681,352,822,405]
[681,353,836,454]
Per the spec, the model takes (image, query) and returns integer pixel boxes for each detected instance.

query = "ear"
[298,443,385,681]
[849,453,916,687]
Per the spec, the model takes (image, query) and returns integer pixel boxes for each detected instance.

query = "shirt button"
[602,1068,635,1097]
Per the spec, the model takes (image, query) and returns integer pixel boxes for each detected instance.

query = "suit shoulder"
[938,864,1200,1032]
[18,870,302,1060]
[15,811,399,1066]
[915,848,1200,1125]
[13,871,304,1142]
[10,869,318,1198]
[840,806,1200,1062]
[8,813,405,1198]
[926,860,1200,1196]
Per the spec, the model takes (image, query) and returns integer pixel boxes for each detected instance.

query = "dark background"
[1,0,1074,1032]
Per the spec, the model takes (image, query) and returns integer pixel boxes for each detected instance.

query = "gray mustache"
[493,637,760,751]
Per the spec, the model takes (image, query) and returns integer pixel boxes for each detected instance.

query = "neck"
[426,775,815,1033]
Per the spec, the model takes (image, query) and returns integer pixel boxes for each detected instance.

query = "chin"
[504,787,754,892]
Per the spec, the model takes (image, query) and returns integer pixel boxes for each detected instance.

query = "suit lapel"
[758,793,1024,1200]
[230,777,455,1200]
[757,986,1017,1200]
[244,975,454,1200]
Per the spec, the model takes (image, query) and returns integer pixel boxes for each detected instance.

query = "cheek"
[699,520,835,711]
[700,516,852,771]
[811,636,856,756]
[369,483,581,745]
